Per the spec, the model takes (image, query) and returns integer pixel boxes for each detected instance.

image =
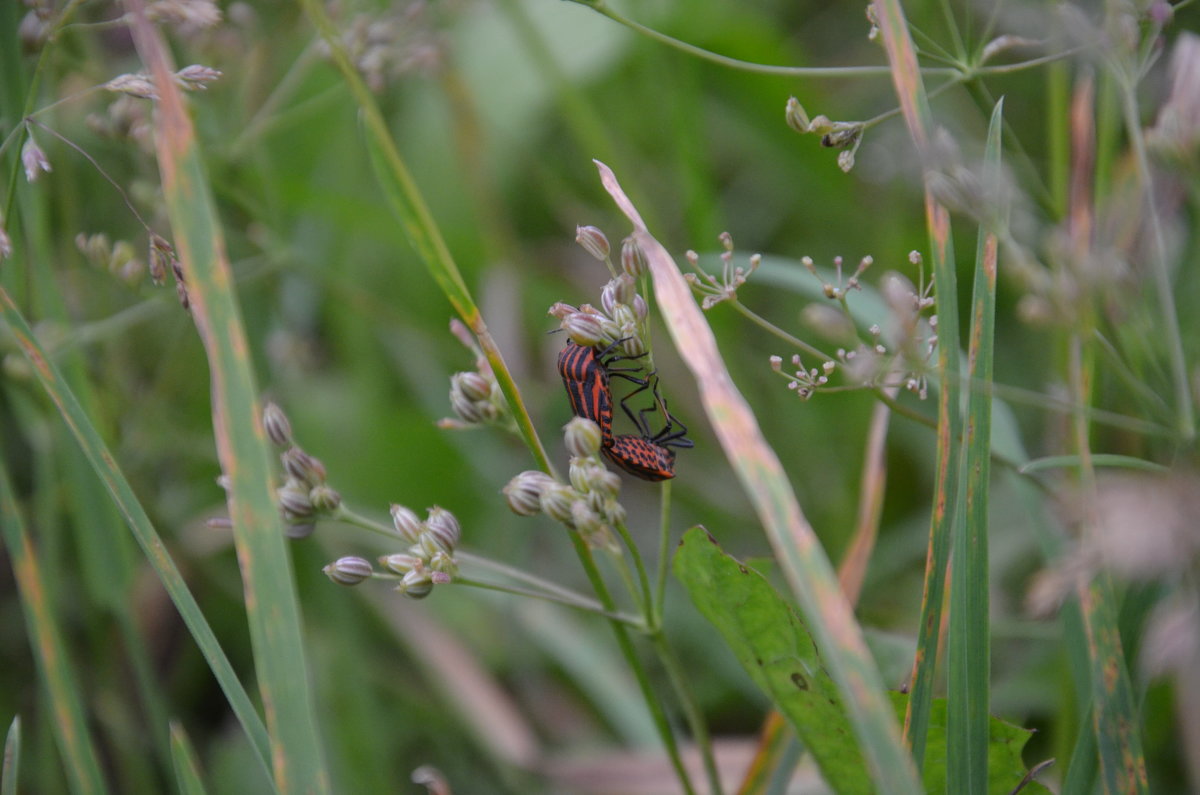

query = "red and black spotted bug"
[557,339,646,446]
[602,376,693,481]
[604,435,677,481]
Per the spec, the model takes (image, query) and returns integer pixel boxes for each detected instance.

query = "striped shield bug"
[603,435,677,481]
[557,339,647,446]
[602,375,693,481]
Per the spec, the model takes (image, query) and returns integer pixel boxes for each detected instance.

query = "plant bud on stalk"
[503,471,553,515]
[278,479,315,520]
[540,483,577,524]
[262,401,293,447]
[453,371,493,403]
[309,484,341,512]
[390,504,424,543]
[575,225,610,260]
[281,447,326,486]
[380,553,425,576]
[398,569,434,599]
[564,417,603,459]
[620,236,647,278]
[571,500,604,536]
[562,312,608,347]
[324,556,374,585]
[423,506,461,554]
[449,390,485,424]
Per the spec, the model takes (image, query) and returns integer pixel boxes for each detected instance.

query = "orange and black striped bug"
[604,435,677,481]
[602,376,693,481]
[557,339,647,445]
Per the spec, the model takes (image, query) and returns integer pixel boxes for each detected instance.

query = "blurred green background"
[2,0,1198,791]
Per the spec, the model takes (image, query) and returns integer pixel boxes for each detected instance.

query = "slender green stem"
[568,531,697,795]
[652,480,672,630]
[454,551,607,608]
[612,520,654,620]
[229,41,321,156]
[332,505,400,539]
[1117,81,1194,440]
[727,298,829,361]
[335,506,625,612]
[573,0,950,79]
[650,631,723,795]
[454,576,643,626]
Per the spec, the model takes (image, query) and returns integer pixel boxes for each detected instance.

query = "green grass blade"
[597,162,922,795]
[0,464,108,795]
[169,721,210,795]
[947,98,1004,794]
[1,716,17,795]
[124,7,329,791]
[871,0,963,768]
[1080,575,1149,794]
[1018,455,1169,475]
[0,287,273,780]
[297,0,554,478]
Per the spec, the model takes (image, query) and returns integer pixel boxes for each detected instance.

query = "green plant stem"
[649,630,723,795]
[653,480,672,629]
[613,519,654,619]
[1117,83,1194,441]
[334,506,620,614]
[569,531,698,795]
[453,577,643,626]
[572,0,942,78]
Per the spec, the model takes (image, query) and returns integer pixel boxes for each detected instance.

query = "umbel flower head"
[439,320,513,432]
[502,419,624,551]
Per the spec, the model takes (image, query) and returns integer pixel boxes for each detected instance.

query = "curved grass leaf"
[947,99,1004,794]
[169,721,209,795]
[123,6,330,790]
[2,716,18,795]
[0,470,106,795]
[599,160,920,794]
[0,289,272,781]
[871,0,963,768]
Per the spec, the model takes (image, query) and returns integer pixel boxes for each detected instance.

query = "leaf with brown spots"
[674,527,871,794]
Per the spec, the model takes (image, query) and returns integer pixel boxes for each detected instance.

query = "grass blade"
[123,4,330,790]
[0,287,273,779]
[169,721,209,795]
[1,717,18,795]
[597,161,922,795]
[947,98,1004,794]
[0,469,107,794]
[871,0,963,768]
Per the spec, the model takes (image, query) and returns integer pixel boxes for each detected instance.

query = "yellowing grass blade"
[595,160,920,795]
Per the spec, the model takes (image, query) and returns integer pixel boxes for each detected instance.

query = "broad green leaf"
[888,692,1051,795]
[674,527,871,795]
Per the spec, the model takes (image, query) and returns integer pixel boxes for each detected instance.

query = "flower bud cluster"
[503,420,625,550]
[683,232,761,310]
[762,250,939,402]
[769,353,833,401]
[439,321,513,431]
[374,505,462,599]
[549,275,649,359]
[785,97,865,173]
[558,224,652,357]
[263,402,341,538]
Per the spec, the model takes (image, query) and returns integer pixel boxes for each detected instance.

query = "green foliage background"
[1,0,1198,792]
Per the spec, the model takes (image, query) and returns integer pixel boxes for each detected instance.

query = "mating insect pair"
[557,340,692,481]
